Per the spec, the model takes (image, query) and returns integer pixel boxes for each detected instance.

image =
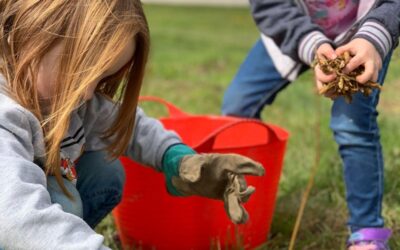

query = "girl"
[222,0,399,249]
[0,1,264,249]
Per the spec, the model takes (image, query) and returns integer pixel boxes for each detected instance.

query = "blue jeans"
[47,151,125,228]
[222,39,391,232]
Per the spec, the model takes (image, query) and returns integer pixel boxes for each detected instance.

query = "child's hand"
[314,43,337,94]
[171,153,265,224]
[336,38,382,84]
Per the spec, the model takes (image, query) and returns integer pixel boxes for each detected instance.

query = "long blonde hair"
[0,0,149,196]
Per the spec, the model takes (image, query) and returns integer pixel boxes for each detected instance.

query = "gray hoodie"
[0,77,181,249]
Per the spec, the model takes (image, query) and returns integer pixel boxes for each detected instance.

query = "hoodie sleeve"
[0,105,110,250]
[249,0,332,65]
[352,0,400,61]
[83,94,182,171]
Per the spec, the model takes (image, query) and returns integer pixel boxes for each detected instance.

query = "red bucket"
[112,96,289,249]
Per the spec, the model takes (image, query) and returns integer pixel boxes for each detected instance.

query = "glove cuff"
[161,144,196,196]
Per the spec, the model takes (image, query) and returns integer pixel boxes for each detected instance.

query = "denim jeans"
[222,39,391,232]
[48,151,125,228]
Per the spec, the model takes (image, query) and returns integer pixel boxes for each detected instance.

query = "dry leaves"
[312,51,381,103]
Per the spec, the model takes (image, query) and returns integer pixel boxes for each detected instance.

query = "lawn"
[96,4,400,249]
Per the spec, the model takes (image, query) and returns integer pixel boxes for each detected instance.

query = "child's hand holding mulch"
[312,51,381,103]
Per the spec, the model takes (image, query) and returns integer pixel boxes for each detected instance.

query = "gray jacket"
[250,0,400,80]
[0,77,181,249]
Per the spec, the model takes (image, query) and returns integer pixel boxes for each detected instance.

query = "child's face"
[36,39,135,102]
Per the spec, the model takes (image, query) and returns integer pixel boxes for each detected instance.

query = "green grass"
[96,4,400,249]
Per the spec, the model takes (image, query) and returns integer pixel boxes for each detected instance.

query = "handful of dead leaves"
[312,51,381,103]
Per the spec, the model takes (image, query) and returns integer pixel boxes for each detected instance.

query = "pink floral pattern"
[304,0,359,39]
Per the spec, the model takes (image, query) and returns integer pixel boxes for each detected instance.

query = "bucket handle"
[139,96,189,118]
[195,119,283,152]
[139,96,286,152]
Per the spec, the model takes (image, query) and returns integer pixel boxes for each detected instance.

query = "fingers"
[237,174,247,191]
[218,154,265,176]
[316,79,325,95]
[342,55,379,83]
[314,65,336,97]
[335,44,352,57]
[356,61,375,84]
[240,186,255,203]
[315,65,336,83]
[317,43,336,60]
[181,154,265,183]
[336,38,382,84]
[336,44,366,74]
[236,175,255,203]
[344,54,363,73]
[179,154,260,224]
[314,44,336,86]
[223,174,250,224]
[206,153,265,176]
[224,196,248,225]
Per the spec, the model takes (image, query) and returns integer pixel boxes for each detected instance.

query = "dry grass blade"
[313,51,382,103]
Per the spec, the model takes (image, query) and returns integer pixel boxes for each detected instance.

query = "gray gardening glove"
[171,153,265,224]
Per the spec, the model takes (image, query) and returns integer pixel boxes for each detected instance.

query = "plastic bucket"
[112,96,289,249]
